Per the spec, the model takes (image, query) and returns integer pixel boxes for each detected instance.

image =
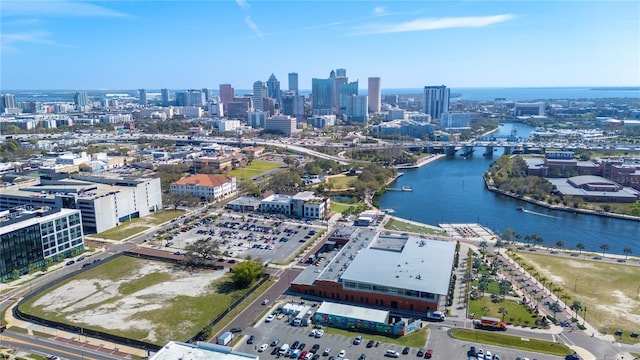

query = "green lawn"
[331,202,358,213]
[469,297,538,327]
[228,160,282,181]
[384,219,446,236]
[328,175,355,190]
[451,329,573,357]
[146,210,184,225]
[95,224,149,241]
[19,256,259,345]
[323,326,428,348]
[516,251,640,339]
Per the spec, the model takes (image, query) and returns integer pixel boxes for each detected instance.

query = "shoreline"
[394,153,446,169]
[484,177,640,222]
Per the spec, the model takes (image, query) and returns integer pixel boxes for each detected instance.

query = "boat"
[383,208,396,214]
[516,206,524,212]
[401,186,413,192]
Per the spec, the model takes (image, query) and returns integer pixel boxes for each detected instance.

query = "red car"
[298,350,308,359]
[425,349,433,359]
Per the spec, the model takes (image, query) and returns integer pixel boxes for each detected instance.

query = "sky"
[1,0,639,90]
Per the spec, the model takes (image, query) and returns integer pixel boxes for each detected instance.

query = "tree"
[184,239,220,265]
[503,228,515,243]
[230,259,264,288]
[479,241,488,253]
[549,302,562,319]
[623,247,632,261]
[576,243,585,255]
[12,269,20,280]
[498,279,511,298]
[570,301,582,319]
[555,241,564,252]
[600,243,609,257]
[498,307,508,322]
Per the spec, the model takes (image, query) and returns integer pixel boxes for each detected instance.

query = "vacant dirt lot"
[27,257,228,343]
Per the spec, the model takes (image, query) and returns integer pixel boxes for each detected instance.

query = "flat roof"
[340,235,455,295]
[0,208,79,236]
[548,178,640,199]
[316,301,389,324]
[150,341,257,360]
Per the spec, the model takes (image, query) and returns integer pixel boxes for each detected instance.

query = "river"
[377,123,639,256]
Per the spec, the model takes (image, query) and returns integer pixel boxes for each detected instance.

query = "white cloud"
[244,16,264,39]
[0,30,68,52]
[352,14,515,35]
[373,6,386,15]
[236,0,250,11]
[0,1,129,17]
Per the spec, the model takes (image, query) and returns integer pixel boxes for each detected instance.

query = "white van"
[279,343,290,355]
[385,349,400,358]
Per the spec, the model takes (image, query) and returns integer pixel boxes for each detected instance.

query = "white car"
[315,329,325,338]
[258,344,268,352]
[485,350,492,359]
[339,350,346,357]
[265,314,275,322]
[477,349,484,359]
[309,329,317,337]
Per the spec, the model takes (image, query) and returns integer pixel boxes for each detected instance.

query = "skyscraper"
[138,89,147,106]
[423,85,450,120]
[346,95,368,123]
[219,84,234,107]
[288,73,298,94]
[253,81,267,112]
[368,77,381,113]
[161,88,170,107]
[201,88,210,102]
[74,92,89,109]
[339,81,358,111]
[0,94,16,113]
[312,78,334,113]
[336,68,347,77]
[266,74,281,105]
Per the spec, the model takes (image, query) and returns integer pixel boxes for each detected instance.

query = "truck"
[216,331,234,345]
[426,310,446,321]
[475,316,507,330]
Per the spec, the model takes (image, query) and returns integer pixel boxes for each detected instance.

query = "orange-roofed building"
[170,174,237,201]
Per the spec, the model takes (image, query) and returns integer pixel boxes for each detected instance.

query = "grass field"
[451,329,572,357]
[95,224,149,241]
[146,210,185,225]
[19,256,258,345]
[327,175,355,190]
[384,219,446,236]
[331,202,358,213]
[516,251,640,339]
[469,297,538,327]
[324,327,428,348]
[228,160,282,181]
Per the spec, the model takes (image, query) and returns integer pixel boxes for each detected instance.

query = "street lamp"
[583,306,587,326]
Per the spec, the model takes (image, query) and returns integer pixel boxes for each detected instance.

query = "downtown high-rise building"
[312,77,334,114]
[266,74,281,106]
[0,94,17,114]
[338,81,358,111]
[219,84,234,107]
[368,77,381,113]
[202,88,210,102]
[346,95,368,123]
[288,73,298,94]
[423,85,450,120]
[282,91,304,118]
[138,89,147,106]
[253,81,267,112]
[74,92,89,109]
[161,88,170,107]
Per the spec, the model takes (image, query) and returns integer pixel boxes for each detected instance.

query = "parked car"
[425,349,433,359]
[65,260,75,266]
[314,329,324,338]
[402,347,410,355]
[417,349,425,357]
[353,335,362,345]
[258,344,268,352]
[265,314,275,322]
[366,340,375,348]
[247,335,255,344]
[230,327,242,333]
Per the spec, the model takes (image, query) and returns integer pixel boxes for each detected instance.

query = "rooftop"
[316,301,389,324]
[172,174,235,188]
[150,341,257,360]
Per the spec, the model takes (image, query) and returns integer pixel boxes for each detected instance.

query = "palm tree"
[555,241,564,252]
[623,247,632,261]
[498,307,508,322]
[561,294,571,309]
[570,300,582,319]
[576,243,585,256]
[534,235,544,247]
[600,243,609,257]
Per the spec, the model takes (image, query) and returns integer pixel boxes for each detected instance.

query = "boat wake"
[521,209,560,219]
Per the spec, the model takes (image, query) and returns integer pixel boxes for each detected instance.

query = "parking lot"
[153,213,325,263]
[232,300,565,360]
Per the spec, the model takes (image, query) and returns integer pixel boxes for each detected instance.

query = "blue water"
[378,123,640,256]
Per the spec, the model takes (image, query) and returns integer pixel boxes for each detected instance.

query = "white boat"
[383,208,396,214]
[401,186,413,192]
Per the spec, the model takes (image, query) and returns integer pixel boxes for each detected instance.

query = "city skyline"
[1,1,639,90]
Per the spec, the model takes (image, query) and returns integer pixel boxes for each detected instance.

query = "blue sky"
[1,1,639,90]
